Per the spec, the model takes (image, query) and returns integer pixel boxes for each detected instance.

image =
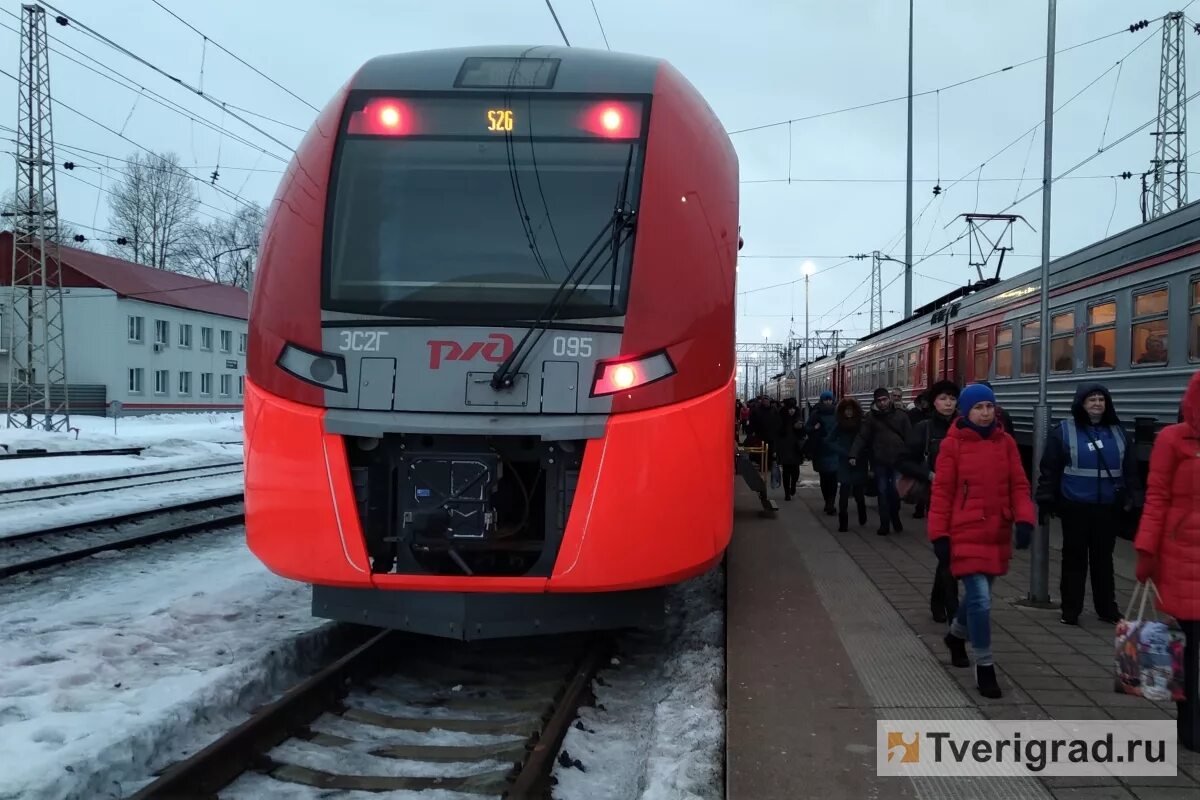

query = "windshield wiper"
[489,206,636,391]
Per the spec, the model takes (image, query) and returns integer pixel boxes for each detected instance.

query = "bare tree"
[176,202,266,290]
[105,151,198,270]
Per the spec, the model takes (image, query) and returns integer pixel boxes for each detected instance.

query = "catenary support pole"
[904,0,914,318]
[1027,0,1056,607]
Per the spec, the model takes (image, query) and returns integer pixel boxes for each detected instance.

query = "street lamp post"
[212,244,254,286]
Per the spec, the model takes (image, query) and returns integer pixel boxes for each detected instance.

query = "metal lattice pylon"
[7,4,70,430]
[869,251,884,333]
[1150,11,1188,219]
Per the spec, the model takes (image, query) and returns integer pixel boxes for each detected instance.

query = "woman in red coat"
[928,383,1036,699]
[1134,369,1200,752]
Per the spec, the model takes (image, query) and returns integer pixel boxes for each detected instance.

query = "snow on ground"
[552,566,725,800]
[0,412,243,490]
[0,472,244,539]
[0,529,330,800]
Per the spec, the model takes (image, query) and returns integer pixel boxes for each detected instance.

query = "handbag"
[1113,581,1185,701]
[770,463,782,489]
[896,424,931,505]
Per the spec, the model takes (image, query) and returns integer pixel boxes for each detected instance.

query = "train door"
[927,335,943,384]
[953,328,969,386]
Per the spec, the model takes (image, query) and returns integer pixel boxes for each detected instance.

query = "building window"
[154,369,169,395]
[201,327,213,351]
[1132,287,1168,365]
[154,320,169,346]
[1087,300,1116,369]
[179,324,193,348]
[200,372,213,396]
[1190,278,1199,361]
[1020,319,1040,375]
[219,374,232,396]
[238,332,247,355]
[1051,311,1074,373]
[128,367,144,394]
[127,315,144,343]
[220,330,232,353]
[178,371,192,395]
[973,331,990,380]
[238,375,244,396]
[994,325,1013,379]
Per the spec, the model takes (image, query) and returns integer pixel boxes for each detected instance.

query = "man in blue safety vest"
[1036,383,1143,626]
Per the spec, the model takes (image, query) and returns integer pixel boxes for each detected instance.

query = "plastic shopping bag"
[770,463,781,489]
[1114,581,1186,702]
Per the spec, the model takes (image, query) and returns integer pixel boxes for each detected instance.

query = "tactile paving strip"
[789,516,1053,800]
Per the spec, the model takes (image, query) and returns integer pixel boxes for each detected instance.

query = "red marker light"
[601,108,622,132]
[612,364,636,388]
[347,98,414,135]
[590,351,676,396]
[582,101,640,138]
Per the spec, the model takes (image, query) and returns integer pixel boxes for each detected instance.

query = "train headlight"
[590,350,676,397]
[276,343,348,392]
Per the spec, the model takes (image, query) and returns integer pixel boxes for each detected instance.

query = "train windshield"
[325,94,648,321]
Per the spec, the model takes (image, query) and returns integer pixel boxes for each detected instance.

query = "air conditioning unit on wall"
[153,343,164,352]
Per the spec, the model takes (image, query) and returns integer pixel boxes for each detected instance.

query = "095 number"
[552,336,592,358]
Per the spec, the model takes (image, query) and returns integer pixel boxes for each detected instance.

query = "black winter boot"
[858,504,868,526]
[943,633,969,668]
[975,664,1002,699]
[837,510,848,532]
[890,513,904,533]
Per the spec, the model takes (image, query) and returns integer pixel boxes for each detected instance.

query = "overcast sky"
[1,0,1195,345]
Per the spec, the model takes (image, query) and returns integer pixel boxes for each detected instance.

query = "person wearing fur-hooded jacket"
[929,383,1035,699]
[1036,382,1143,626]
[827,398,870,532]
[1134,370,1200,752]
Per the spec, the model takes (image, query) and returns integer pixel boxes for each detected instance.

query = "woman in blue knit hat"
[805,390,840,512]
[929,382,1036,698]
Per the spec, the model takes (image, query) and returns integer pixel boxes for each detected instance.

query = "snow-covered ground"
[0,412,243,490]
[0,529,329,800]
[553,566,726,800]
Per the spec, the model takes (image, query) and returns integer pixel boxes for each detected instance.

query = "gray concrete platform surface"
[725,470,1199,800]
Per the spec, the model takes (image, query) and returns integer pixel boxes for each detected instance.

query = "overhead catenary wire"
[727,25,1133,135]
[146,0,320,113]
[588,0,611,50]
[37,1,297,155]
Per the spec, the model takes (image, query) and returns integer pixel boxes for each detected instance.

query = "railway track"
[130,630,609,799]
[0,461,243,505]
[0,495,244,578]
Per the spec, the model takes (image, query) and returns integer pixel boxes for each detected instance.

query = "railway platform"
[725,467,1200,800]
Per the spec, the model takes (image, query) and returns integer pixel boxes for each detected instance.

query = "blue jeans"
[874,465,901,526]
[950,573,994,666]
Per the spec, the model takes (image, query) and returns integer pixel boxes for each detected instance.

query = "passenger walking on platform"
[775,404,805,501]
[1036,383,1142,626]
[1134,370,1200,753]
[977,380,1015,434]
[908,390,931,426]
[897,380,961,623]
[849,387,912,536]
[830,398,869,532]
[805,391,839,514]
[930,383,1035,699]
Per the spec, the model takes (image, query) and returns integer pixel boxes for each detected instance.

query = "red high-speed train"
[244,46,739,639]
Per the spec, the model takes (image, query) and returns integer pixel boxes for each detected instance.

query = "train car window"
[1020,319,1041,375]
[995,326,1013,379]
[1086,300,1116,370]
[887,356,896,387]
[908,350,918,386]
[930,338,942,380]
[1050,311,1075,373]
[1190,278,1200,361]
[1131,287,1168,366]
[973,332,990,380]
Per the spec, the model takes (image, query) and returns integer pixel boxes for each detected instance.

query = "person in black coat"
[828,398,870,532]
[897,380,961,622]
[775,404,805,500]
[1036,382,1144,626]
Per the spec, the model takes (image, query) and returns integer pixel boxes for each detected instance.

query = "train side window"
[973,331,990,380]
[1051,311,1074,373]
[1131,287,1168,366]
[1020,319,1041,375]
[1190,278,1200,361]
[908,350,918,386]
[994,325,1013,379]
[930,338,943,380]
[1086,300,1116,369]
[887,356,896,388]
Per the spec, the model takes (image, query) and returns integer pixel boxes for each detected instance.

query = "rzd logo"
[426,333,514,369]
[887,732,920,764]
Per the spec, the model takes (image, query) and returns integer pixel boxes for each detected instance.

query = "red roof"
[0,232,248,320]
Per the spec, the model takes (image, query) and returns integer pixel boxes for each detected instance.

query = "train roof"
[845,198,1200,355]
[353,45,663,94]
